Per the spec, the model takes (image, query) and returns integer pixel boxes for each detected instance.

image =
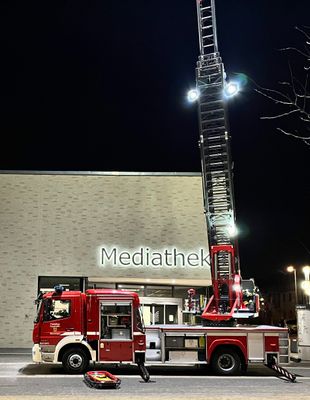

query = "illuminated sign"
[98,246,210,268]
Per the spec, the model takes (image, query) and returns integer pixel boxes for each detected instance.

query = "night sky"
[1,0,309,290]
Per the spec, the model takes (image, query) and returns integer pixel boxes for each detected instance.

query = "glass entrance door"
[165,305,178,324]
[140,301,180,325]
[154,305,164,324]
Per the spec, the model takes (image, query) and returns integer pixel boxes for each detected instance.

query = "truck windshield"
[43,299,71,321]
[135,306,145,333]
[34,300,42,323]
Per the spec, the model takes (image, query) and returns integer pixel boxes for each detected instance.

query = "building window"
[38,276,85,293]
[173,286,206,298]
[117,284,146,297]
[146,285,172,297]
[141,303,178,325]
[90,283,116,289]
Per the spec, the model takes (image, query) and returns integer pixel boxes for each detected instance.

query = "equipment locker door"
[99,301,133,362]
[248,333,264,360]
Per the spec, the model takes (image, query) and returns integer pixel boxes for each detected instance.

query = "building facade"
[0,171,211,347]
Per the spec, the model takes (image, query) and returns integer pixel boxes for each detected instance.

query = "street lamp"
[287,265,298,305]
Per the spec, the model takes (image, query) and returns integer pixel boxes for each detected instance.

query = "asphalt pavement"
[1,350,310,399]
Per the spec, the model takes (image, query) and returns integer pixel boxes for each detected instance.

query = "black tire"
[211,348,241,375]
[62,347,89,374]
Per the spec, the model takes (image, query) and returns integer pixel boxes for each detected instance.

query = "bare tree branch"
[279,46,309,59]
[277,128,310,145]
[255,26,310,146]
[261,109,300,120]
[295,26,310,42]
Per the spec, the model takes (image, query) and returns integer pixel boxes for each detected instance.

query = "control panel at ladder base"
[194,0,260,323]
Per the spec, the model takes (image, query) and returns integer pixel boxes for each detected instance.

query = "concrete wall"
[0,172,210,347]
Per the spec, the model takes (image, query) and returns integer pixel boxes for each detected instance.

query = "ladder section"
[196,0,236,255]
[195,0,260,321]
[196,0,218,55]
[196,1,239,318]
[198,59,235,249]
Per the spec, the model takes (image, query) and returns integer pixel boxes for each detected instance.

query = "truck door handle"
[66,328,74,331]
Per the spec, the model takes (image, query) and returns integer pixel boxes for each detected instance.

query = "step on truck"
[32,287,289,375]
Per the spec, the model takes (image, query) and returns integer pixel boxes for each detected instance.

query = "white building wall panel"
[0,172,210,347]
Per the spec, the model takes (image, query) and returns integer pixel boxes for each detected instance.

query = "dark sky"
[0,0,309,289]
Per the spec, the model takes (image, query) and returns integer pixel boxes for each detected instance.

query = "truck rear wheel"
[211,348,241,375]
[62,347,89,374]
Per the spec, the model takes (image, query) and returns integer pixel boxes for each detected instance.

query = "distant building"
[265,289,296,325]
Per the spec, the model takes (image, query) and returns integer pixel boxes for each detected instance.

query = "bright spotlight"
[224,81,240,98]
[232,284,241,292]
[228,224,238,237]
[301,281,310,291]
[187,89,200,102]
[303,265,310,280]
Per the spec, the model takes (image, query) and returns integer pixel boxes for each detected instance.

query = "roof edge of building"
[0,170,201,177]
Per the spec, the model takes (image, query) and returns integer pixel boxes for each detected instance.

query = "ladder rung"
[203,133,226,139]
[206,145,226,151]
[208,190,230,195]
[207,155,228,160]
[208,163,228,168]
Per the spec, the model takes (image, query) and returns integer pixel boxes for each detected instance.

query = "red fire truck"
[32,286,289,375]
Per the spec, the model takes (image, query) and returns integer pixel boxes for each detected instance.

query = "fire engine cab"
[32,287,146,374]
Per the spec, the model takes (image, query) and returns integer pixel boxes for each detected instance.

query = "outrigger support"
[138,362,150,382]
[266,356,296,383]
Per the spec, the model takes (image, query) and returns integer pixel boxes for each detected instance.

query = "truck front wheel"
[62,347,89,374]
[211,348,241,375]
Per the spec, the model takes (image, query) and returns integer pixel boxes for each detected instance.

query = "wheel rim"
[217,353,235,372]
[68,354,83,369]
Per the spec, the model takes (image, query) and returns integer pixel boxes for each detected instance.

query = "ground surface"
[0,352,310,399]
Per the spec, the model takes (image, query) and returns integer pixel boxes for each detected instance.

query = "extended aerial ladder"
[194,0,259,322]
